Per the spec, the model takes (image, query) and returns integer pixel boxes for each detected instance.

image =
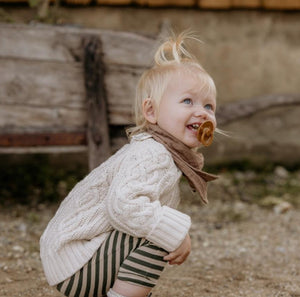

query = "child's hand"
[163,234,191,265]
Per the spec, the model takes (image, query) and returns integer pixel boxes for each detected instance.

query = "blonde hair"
[126,31,217,138]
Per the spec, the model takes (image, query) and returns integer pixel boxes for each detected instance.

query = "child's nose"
[194,106,208,119]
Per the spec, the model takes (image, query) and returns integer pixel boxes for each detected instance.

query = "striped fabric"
[56,230,168,297]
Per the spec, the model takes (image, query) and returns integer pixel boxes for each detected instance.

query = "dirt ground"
[1,175,300,297]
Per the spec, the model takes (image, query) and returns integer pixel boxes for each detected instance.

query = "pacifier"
[197,121,214,146]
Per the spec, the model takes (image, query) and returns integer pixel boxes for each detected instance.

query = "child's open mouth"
[187,124,200,131]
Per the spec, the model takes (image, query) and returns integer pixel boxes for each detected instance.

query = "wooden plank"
[0,59,138,129]
[0,146,87,154]
[0,57,144,126]
[105,64,144,125]
[0,105,87,133]
[0,24,156,67]
[0,25,83,62]
[83,36,111,170]
[0,56,87,132]
[97,0,131,4]
[0,132,86,147]
[198,0,231,9]
[0,58,85,108]
[0,129,126,153]
[108,104,134,126]
[216,94,300,126]
[100,31,155,67]
[135,0,194,6]
[263,0,300,9]
[232,0,261,8]
[65,0,92,4]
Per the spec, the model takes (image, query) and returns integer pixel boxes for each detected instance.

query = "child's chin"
[184,140,199,149]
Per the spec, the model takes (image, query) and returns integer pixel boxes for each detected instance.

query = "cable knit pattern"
[40,133,191,286]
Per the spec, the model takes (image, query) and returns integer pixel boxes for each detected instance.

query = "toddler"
[40,31,217,297]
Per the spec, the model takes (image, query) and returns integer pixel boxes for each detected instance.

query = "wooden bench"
[0,23,157,170]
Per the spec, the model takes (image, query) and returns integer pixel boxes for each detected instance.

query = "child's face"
[156,70,216,148]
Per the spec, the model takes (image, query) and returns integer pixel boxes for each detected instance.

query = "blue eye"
[204,104,213,111]
[183,98,192,105]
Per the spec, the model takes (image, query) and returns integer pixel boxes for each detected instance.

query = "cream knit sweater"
[40,133,191,286]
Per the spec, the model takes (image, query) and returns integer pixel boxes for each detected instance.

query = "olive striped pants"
[56,230,168,297]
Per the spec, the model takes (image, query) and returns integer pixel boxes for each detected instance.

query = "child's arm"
[163,234,191,265]
[105,142,191,253]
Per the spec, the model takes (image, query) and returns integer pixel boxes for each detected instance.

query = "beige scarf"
[147,124,218,204]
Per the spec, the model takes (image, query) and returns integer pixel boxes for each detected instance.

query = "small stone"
[238,247,247,254]
[214,223,223,229]
[260,196,282,207]
[274,166,289,179]
[203,241,210,247]
[18,223,27,233]
[275,246,286,254]
[234,171,245,181]
[274,201,292,214]
[26,266,33,272]
[12,245,25,253]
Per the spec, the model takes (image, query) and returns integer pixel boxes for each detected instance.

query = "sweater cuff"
[146,206,191,252]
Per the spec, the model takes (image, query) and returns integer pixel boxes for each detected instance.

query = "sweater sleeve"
[105,141,191,252]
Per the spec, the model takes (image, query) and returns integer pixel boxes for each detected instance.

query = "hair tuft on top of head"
[154,30,202,66]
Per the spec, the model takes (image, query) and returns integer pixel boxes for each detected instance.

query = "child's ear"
[142,98,157,124]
